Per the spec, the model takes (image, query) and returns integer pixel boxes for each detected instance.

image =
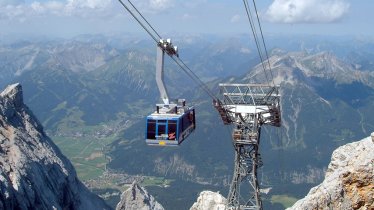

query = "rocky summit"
[0,83,110,210]
[116,181,164,210]
[190,191,227,210]
[287,135,374,210]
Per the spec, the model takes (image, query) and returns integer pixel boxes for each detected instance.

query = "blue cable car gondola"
[146,101,195,146]
[145,39,196,146]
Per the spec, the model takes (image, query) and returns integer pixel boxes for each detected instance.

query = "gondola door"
[156,120,167,140]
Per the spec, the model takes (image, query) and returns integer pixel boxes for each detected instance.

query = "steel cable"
[127,0,162,40]
[117,0,159,42]
[252,0,275,86]
[117,0,218,101]
[243,0,270,85]
[243,0,278,87]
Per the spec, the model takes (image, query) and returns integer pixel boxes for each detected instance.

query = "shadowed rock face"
[190,191,227,210]
[287,136,374,210]
[116,181,164,210]
[0,83,111,210]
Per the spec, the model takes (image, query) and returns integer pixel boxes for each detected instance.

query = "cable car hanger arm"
[156,39,178,105]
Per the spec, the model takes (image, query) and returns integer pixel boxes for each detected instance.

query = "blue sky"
[0,0,372,38]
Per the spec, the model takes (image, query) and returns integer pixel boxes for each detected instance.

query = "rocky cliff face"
[190,191,227,210]
[287,134,374,210]
[116,181,164,210]
[0,83,110,210]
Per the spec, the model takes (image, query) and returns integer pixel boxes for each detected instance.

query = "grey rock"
[190,191,227,210]
[287,136,374,210]
[116,181,164,210]
[0,83,111,210]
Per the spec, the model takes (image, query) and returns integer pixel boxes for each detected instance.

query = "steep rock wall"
[287,135,374,210]
[190,191,227,210]
[0,83,110,210]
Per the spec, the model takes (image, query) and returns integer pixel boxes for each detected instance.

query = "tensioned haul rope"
[117,0,218,100]
[117,0,159,42]
[127,0,162,40]
[252,0,275,86]
[243,0,270,85]
[243,0,276,86]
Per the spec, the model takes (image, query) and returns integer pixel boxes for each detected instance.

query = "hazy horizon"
[0,0,373,39]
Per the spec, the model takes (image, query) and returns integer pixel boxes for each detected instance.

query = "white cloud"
[0,0,177,22]
[34,1,65,15]
[0,0,117,21]
[0,0,24,6]
[182,13,196,20]
[265,0,350,23]
[66,0,111,10]
[230,14,240,23]
[64,0,113,17]
[181,0,207,9]
[0,4,27,20]
[149,0,173,11]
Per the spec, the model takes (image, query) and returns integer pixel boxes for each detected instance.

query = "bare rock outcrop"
[0,83,110,210]
[287,135,374,210]
[116,181,164,210]
[190,191,227,210]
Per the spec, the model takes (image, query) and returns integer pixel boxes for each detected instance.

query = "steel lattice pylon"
[214,83,281,210]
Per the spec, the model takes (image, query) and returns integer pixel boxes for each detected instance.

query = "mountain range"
[1,34,374,209]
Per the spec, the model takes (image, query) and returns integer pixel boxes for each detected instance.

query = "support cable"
[252,0,275,86]
[126,0,162,40]
[243,0,270,85]
[117,0,218,101]
[117,0,159,42]
[172,56,217,99]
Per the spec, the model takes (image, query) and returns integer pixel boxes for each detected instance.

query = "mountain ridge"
[0,83,110,210]
[2,36,374,209]
[245,51,374,88]
[116,181,164,210]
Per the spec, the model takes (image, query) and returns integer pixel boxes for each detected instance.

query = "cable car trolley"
[145,39,196,146]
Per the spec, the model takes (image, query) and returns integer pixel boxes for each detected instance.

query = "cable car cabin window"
[190,111,196,129]
[182,113,192,131]
[157,124,166,138]
[147,119,156,139]
[168,120,177,140]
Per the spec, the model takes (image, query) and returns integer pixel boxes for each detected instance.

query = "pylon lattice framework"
[214,83,281,210]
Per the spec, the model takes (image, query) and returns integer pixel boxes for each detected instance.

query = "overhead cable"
[243,0,275,86]
[126,0,162,40]
[173,56,217,99]
[252,0,275,86]
[117,0,218,100]
[117,0,159,42]
[243,0,270,85]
